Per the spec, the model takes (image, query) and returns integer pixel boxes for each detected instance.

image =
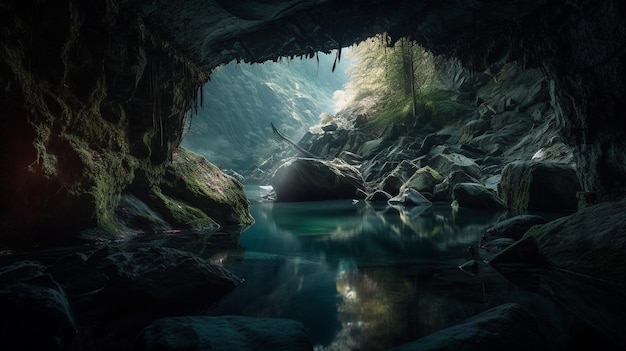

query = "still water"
[201,187,619,350]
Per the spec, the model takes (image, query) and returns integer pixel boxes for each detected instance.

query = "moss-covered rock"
[400,166,443,194]
[157,147,254,228]
[498,161,581,212]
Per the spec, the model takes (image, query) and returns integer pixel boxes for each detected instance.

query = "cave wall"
[0,0,206,244]
[2,0,626,244]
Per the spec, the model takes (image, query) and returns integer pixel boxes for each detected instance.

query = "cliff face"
[1,0,626,244]
[0,1,207,244]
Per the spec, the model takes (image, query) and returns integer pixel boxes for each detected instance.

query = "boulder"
[89,246,242,311]
[426,152,482,180]
[497,161,581,211]
[379,160,420,195]
[480,238,516,253]
[390,303,548,351]
[433,170,480,201]
[136,315,313,351]
[0,261,77,350]
[271,158,365,202]
[338,150,362,165]
[490,197,626,285]
[400,166,443,194]
[452,183,506,209]
[484,215,547,241]
[388,188,432,207]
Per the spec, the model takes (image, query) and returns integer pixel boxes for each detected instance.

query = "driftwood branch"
[271,122,318,159]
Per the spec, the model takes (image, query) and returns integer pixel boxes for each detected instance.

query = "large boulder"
[453,182,506,210]
[271,158,365,202]
[136,315,313,351]
[490,197,626,285]
[158,147,254,228]
[497,161,581,211]
[390,303,548,351]
[388,188,432,207]
[88,246,242,312]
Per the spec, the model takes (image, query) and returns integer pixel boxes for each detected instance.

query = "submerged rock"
[136,315,313,351]
[390,303,548,351]
[271,158,365,202]
[498,161,581,212]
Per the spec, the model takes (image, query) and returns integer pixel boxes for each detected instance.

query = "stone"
[338,151,363,165]
[135,315,313,351]
[452,182,506,209]
[89,246,242,311]
[271,158,365,202]
[0,261,77,350]
[432,170,481,201]
[458,260,481,276]
[400,166,443,194]
[388,188,432,207]
[426,152,482,180]
[500,197,626,285]
[390,303,548,351]
[378,160,420,195]
[484,215,547,241]
[366,190,392,202]
[497,161,581,212]
[321,123,338,132]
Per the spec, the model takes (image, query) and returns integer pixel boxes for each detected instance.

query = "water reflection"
[204,198,532,350]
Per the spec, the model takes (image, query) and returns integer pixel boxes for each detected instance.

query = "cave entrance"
[181,49,351,174]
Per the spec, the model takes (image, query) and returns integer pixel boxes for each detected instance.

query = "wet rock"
[88,246,242,312]
[390,303,548,351]
[271,158,365,202]
[400,166,443,194]
[366,190,392,202]
[388,188,432,207]
[48,252,109,296]
[338,150,362,165]
[498,161,581,212]
[136,315,313,351]
[321,123,338,132]
[0,261,77,350]
[453,182,506,209]
[484,215,547,241]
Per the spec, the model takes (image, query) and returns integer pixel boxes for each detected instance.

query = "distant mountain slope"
[182,53,349,172]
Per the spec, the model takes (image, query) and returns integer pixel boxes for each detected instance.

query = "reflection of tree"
[319,261,416,351]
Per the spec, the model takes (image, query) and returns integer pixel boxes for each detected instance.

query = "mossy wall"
[0,0,206,245]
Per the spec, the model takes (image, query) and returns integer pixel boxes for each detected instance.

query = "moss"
[149,186,218,230]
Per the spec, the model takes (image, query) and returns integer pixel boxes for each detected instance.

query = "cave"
[1,0,626,350]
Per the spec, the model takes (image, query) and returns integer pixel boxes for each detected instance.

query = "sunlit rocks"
[425,152,483,180]
[389,303,548,351]
[136,315,313,351]
[0,261,77,349]
[498,161,581,211]
[271,158,365,201]
[452,182,506,210]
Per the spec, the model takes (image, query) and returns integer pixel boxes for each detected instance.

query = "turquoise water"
[202,187,622,350]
